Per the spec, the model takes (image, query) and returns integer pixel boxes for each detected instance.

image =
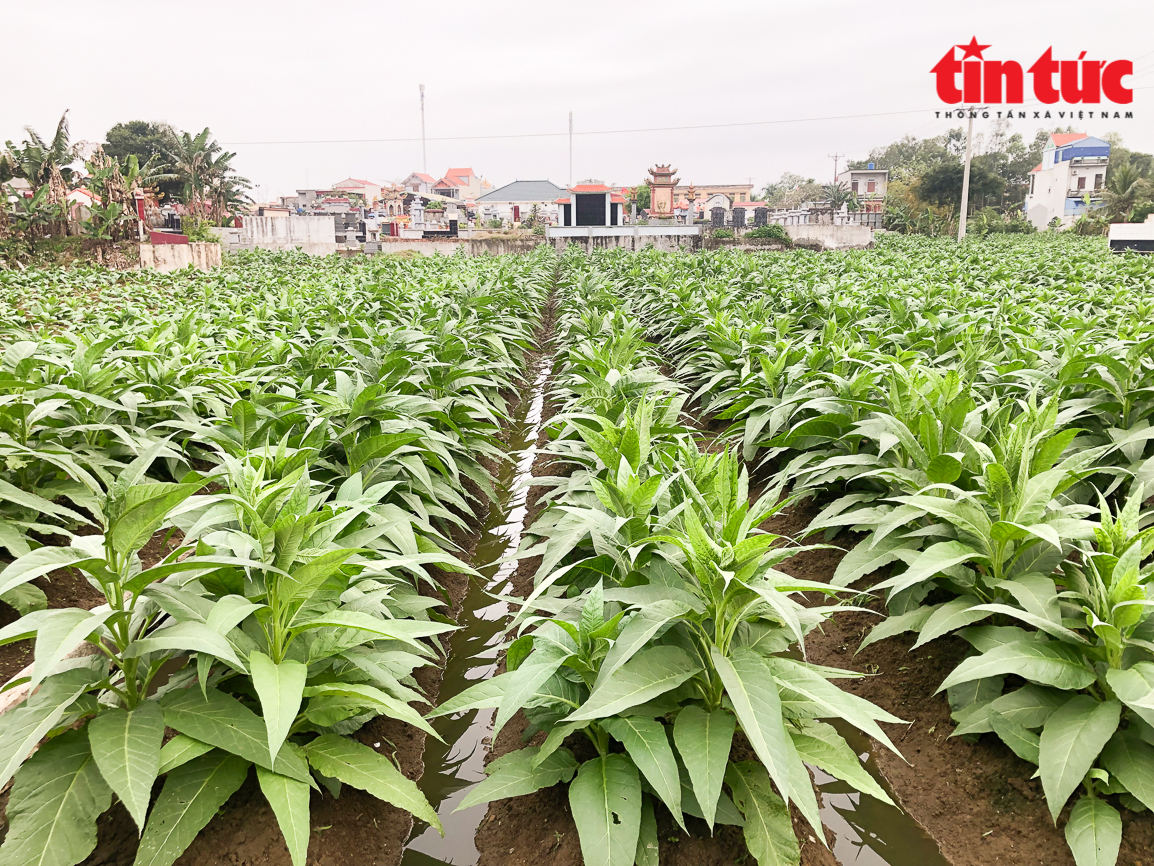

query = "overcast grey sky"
[5,0,1153,200]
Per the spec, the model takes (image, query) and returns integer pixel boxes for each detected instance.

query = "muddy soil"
[768,497,1154,866]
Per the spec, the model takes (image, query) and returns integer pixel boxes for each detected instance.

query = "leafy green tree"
[163,128,252,225]
[914,162,1004,210]
[823,181,858,212]
[104,121,182,201]
[631,182,651,210]
[1101,163,1150,222]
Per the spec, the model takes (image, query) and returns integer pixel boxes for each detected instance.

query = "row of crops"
[0,250,553,866]
[563,238,1152,866]
[1,236,1153,866]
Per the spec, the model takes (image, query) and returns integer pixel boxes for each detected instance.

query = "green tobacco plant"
[936,489,1154,866]
[431,271,902,866]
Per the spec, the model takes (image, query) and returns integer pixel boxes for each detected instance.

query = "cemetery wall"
[212,216,338,255]
[783,223,874,250]
[138,242,222,272]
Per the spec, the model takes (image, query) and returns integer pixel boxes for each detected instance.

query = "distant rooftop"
[478,180,566,203]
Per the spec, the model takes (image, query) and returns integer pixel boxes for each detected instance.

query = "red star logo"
[957,37,990,60]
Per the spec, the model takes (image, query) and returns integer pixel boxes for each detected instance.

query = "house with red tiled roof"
[402,172,436,195]
[429,167,489,202]
[1024,132,1111,229]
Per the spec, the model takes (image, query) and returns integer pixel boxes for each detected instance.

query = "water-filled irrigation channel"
[397,356,951,866]
[401,358,552,866]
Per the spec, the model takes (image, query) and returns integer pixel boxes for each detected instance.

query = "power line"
[221,88,1154,149]
[220,107,937,147]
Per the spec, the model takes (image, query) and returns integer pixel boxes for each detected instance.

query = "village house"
[476,180,565,225]
[431,167,490,202]
[673,181,755,205]
[402,172,435,195]
[1024,133,1111,230]
[837,165,889,213]
[332,178,383,207]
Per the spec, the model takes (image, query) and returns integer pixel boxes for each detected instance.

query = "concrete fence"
[212,216,337,256]
[138,242,222,272]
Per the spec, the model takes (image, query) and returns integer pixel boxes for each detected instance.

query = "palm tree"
[1101,163,1148,221]
[822,181,859,213]
[163,128,251,224]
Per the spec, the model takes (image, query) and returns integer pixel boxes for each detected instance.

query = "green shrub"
[712,227,734,239]
[182,215,221,243]
[745,224,791,243]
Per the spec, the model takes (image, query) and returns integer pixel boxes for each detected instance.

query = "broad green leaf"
[1039,697,1121,821]
[31,608,113,689]
[1,583,47,616]
[283,549,356,610]
[1100,728,1154,812]
[789,720,893,806]
[1064,795,1121,866]
[926,454,963,485]
[767,657,903,753]
[672,705,733,829]
[595,600,688,686]
[712,647,794,806]
[250,652,307,766]
[0,729,111,866]
[1105,665,1154,729]
[938,640,1095,693]
[289,610,452,652]
[635,795,659,866]
[859,604,936,651]
[427,671,510,718]
[110,482,201,558]
[831,532,911,588]
[256,766,311,866]
[88,703,164,833]
[0,546,99,598]
[133,751,250,866]
[953,684,1066,737]
[992,575,1062,625]
[602,716,683,829]
[304,734,440,832]
[568,755,641,866]
[495,643,570,736]
[0,668,98,791]
[725,761,800,866]
[989,711,1041,766]
[874,540,979,595]
[160,688,310,782]
[913,595,990,648]
[456,746,577,811]
[566,645,701,722]
[125,620,244,670]
[157,735,213,775]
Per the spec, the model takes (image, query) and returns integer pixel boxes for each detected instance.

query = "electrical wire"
[220,107,944,147]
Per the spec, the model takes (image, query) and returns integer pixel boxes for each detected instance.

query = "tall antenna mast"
[420,84,427,175]
[568,111,573,188]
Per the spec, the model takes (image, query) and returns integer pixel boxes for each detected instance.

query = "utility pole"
[420,84,427,175]
[827,152,844,182]
[568,112,573,188]
[957,106,978,242]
